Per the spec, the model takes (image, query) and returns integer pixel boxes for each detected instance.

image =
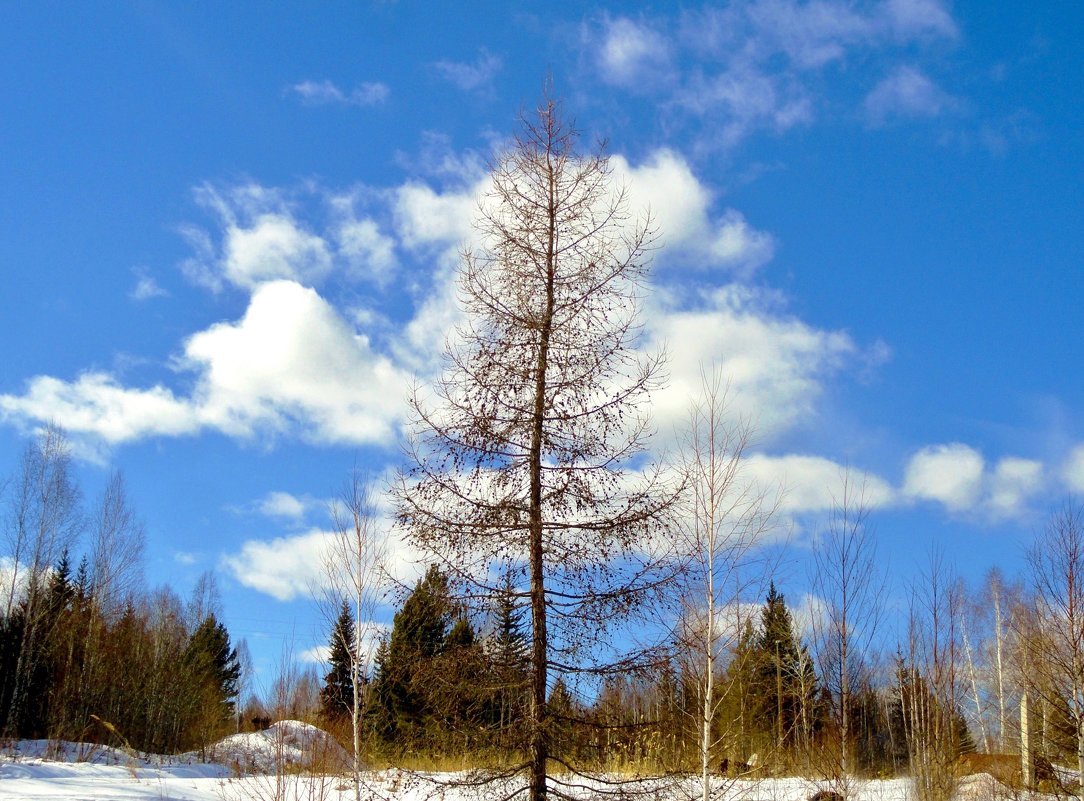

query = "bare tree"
[676,370,778,801]
[2,424,83,735]
[89,470,146,616]
[902,551,966,801]
[319,468,387,801]
[809,475,884,795]
[395,96,679,801]
[1025,502,1084,791]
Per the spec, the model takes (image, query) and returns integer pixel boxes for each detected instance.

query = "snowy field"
[0,721,1032,801]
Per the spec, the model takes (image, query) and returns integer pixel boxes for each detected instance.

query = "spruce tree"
[183,614,241,749]
[753,583,820,756]
[369,564,453,748]
[320,601,357,723]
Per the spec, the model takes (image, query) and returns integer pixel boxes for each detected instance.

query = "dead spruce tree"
[395,98,678,801]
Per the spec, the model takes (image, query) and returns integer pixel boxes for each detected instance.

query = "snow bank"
[199,719,350,774]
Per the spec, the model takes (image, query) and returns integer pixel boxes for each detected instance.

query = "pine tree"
[320,601,357,723]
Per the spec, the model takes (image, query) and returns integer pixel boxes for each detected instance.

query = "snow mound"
[955,771,1009,800]
[204,720,350,774]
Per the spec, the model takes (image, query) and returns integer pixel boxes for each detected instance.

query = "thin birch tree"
[1026,502,1084,791]
[809,475,884,796]
[676,370,777,801]
[320,469,386,801]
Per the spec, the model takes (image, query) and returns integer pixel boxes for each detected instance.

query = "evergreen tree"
[183,614,241,749]
[369,564,453,748]
[756,584,820,755]
[320,601,357,723]
[487,571,530,748]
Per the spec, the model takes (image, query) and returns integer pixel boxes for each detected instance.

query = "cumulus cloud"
[903,443,985,512]
[0,372,198,444]
[864,65,955,125]
[433,49,502,94]
[182,280,409,444]
[902,444,1045,518]
[646,285,859,441]
[288,79,389,107]
[255,491,315,522]
[987,457,1044,519]
[181,185,333,291]
[300,645,331,664]
[222,529,332,601]
[337,219,397,283]
[744,453,896,514]
[1,281,411,447]
[222,526,420,602]
[614,150,775,275]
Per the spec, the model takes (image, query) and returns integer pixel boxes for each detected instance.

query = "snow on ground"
[0,725,1056,801]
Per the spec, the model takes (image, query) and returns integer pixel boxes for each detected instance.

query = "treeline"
[316,541,1084,796]
[315,566,973,777]
[0,426,242,753]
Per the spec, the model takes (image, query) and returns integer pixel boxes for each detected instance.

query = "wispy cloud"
[129,268,168,301]
[864,65,955,125]
[579,0,960,148]
[288,79,389,107]
[433,49,502,94]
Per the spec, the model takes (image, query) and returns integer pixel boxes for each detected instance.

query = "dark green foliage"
[180,614,241,751]
[368,564,455,748]
[320,601,357,722]
[752,583,821,752]
[486,572,530,749]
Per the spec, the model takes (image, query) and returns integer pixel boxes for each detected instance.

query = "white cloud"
[182,280,409,445]
[1,281,411,448]
[614,150,775,275]
[300,645,331,664]
[289,79,389,107]
[393,180,479,253]
[744,453,896,514]
[676,64,814,147]
[987,457,1044,519]
[882,0,958,41]
[903,443,985,512]
[130,269,168,301]
[0,557,29,612]
[581,0,959,148]
[864,66,954,125]
[1063,445,1084,493]
[0,372,199,444]
[181,184,334,292]
[337,218,397,283]
[222,215,332,289]
[434,49,502,94]
[256,491,313,522]
[174,551,199,566]
[646,285,859,441]
[222,525,420,602]
[596,16,672,89]
[903,444,1046,518]
[222,529,332,601]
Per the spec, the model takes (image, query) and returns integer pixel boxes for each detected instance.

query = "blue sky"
[1,1,1082,683]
